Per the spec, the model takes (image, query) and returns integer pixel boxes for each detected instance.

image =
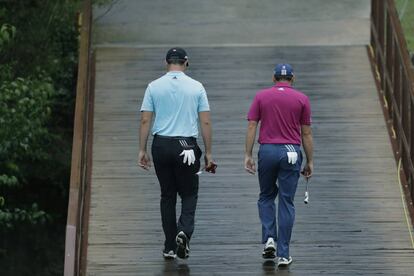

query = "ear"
[272,75,276,83]
[290,75,295,84]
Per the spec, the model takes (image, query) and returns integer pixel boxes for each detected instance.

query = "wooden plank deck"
[86,45,414,275]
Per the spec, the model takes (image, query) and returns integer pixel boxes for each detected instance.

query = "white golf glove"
[180,149,196,166]
[287,151,298,164]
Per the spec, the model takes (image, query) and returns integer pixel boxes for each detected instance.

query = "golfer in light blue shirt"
[138,47,216,260]
[141,71,210,137]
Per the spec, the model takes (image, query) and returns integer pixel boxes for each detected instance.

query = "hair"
[167,58,186,65]
[274,75,293,82]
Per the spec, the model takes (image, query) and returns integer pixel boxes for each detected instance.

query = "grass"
[395,0,414,52]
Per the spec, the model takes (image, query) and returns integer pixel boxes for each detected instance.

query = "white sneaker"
[278,256,293,266]
[176,231,190,259]
[162,250,176,260]
[262,237,276,259]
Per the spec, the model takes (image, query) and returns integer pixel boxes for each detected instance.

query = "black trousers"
[151,135,202,251]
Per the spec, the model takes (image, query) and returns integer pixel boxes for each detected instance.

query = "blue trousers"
[257,144,302,258]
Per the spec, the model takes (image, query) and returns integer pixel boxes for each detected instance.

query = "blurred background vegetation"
[0,1,80,275]
[395,0,414,52]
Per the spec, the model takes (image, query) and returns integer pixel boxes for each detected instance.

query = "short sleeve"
[300,96,312,125]
[198,86,210,112]
[140,85,154,112]
[247,94,260,121]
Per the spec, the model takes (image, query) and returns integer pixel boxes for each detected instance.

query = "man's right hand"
[301,161,313,179]
[244,155,256,175]
[138,150,151,170]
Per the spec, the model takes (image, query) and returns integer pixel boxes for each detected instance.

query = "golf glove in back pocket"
[180,149,195,166]
[179,139,196,166]
[285,145,298,164]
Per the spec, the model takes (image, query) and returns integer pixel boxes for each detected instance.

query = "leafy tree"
[0,24,15,50]
[0,1,81,275]
[0,76,53,227]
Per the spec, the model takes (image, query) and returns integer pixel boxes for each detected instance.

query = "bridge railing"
[370,0,414,215]
[64,0,94,275]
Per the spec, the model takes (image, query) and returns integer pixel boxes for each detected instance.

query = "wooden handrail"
[64,0,93,275]
[370,0,414,224]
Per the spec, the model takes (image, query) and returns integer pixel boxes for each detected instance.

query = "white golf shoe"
[162,250,176,260]
[176,231,190,259]
[278,256,293,266]
[262,237,276,259]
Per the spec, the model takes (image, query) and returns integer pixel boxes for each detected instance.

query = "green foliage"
[0,204,50,229]
[0,24,16,49]
[0,77,53,160]
[0,0,81,275]
[0,77,54,227]
[395,0,414,52]
[0,175,18,187]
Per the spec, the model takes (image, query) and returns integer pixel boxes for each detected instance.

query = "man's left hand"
[204,153,217,173]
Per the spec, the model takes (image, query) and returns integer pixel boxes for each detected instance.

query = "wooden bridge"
[65,1,414,275]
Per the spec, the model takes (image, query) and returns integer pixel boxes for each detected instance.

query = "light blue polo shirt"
[140,71,210,137]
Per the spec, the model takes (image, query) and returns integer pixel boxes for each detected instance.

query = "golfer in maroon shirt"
[244,64,314,266]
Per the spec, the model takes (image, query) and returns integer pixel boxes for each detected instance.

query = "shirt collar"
[274,82,292,88]
[166,71,185,76]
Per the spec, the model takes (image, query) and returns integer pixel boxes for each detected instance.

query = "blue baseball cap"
[274,63,294,77]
